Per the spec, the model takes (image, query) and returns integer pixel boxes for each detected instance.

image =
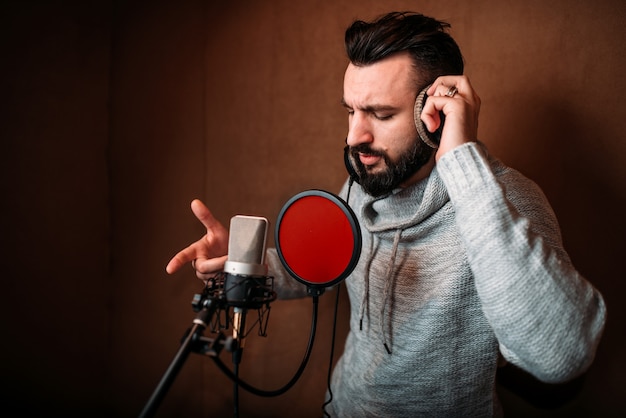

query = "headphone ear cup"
[414,85,442,149]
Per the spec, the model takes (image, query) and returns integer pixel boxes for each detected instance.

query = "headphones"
[414,84,443,149]
[344,84,443,185]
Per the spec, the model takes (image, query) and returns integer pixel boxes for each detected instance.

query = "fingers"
[165,239,228,280]
[193,255,228,281]
[191,199,219,230]
[165,199,230,275]
[426,75,476,100]
[191,198,229,254]
[165,238,206,274]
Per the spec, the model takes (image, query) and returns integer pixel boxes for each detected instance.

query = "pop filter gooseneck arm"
[275,189,361,414]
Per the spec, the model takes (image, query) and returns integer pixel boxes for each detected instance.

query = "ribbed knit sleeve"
[436,142,606,383]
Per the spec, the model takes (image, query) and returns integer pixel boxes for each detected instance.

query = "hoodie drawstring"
[379,229,403,354]
[358,236,375,331]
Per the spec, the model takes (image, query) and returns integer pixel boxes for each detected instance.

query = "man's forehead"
[343,55,417,104]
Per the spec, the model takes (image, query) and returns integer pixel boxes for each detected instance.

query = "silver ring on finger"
[445,85,458,98]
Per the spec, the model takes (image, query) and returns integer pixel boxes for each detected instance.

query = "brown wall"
[1,0,112,415]
[2,0,625,417]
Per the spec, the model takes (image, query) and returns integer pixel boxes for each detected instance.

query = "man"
[166,12,606,417]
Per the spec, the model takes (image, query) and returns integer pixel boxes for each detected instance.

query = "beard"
[349,136,434,197]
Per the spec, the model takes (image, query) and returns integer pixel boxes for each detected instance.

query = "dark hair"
[345,11,464,89]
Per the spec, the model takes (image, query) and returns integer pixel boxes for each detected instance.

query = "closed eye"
[341,98,397,120]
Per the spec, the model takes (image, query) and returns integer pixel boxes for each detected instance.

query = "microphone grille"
[228,215,268,264]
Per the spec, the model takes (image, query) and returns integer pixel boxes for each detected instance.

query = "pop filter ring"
[275,189,361,289]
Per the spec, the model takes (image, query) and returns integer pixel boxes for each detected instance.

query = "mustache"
[349,144,385,157]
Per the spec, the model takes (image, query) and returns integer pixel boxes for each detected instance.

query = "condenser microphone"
[224,215,268,280]
[223,215,274,352]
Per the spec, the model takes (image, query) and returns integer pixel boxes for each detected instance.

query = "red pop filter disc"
[275,190,361,288]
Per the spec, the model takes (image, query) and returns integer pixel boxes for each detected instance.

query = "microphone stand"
[140,273,315,418]
[139,296,226,418]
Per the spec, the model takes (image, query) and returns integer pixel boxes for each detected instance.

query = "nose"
[346,112,373,148]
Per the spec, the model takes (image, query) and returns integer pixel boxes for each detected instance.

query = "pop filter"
[275,190,361,288]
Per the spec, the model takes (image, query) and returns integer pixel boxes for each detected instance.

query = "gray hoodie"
[268,142,605,417]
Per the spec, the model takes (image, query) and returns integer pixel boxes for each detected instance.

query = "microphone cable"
[321,282,342,417]
[233,357,240,418]
[321,181,354,416]
[211,295,320,397]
